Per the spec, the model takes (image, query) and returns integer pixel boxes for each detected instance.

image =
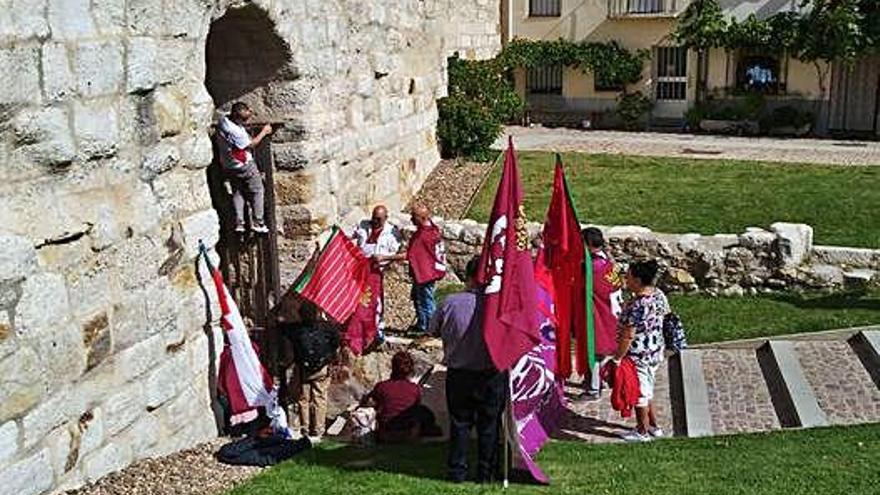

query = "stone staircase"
[562,328,880,442]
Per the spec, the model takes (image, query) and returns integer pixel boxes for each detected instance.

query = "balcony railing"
[607,0,688,18]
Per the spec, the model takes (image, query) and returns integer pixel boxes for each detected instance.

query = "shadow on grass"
[288,441,451,482]
[767,290,880,312]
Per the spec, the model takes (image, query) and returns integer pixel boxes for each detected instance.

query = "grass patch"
[672,289,880,344]
[228,424,880,495]
[466,152,880,248]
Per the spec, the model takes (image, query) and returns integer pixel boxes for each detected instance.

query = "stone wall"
[398,213,880,294]
[0,1,500,493]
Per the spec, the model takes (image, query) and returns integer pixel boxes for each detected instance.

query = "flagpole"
[503,401,509,489]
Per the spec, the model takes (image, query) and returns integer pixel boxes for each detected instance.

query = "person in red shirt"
[406,204,447,335]
[361,351,441,442]
[583,227,624,399]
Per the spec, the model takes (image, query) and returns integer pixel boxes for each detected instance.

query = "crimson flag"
[542,155,590,378]
[476,137,540,371]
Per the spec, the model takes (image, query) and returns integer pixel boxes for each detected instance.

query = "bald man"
[406,204,446,334]
[347,205,404,354]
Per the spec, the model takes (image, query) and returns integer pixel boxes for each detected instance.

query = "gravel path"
[499,126,880,166]
[65,439,262,495]
[410,158,497,219]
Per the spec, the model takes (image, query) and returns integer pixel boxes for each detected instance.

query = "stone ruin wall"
[389,213,880,294]
[0,1,500,493]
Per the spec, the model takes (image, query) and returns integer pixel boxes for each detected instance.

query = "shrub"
[437,54,524,160]
[760,106,814,130]
[615,92,653,130]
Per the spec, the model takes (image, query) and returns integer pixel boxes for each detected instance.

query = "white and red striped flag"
[293,226,370,323]
[200,244,291,437]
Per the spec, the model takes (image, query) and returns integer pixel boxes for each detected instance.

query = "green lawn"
[228,424,880,495]
[437,284,880,344]
[466,152,880,248]
[671,289,880,344]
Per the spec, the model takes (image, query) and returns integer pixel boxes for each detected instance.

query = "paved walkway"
[497,126,880,166]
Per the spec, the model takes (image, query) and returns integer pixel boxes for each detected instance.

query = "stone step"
[792,340,880,425]
[700,348,781,435]
[675,350,713,437]
[849,330,880,389]
[758,341,828,428]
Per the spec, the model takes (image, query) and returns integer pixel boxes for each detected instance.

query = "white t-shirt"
[351,220,402,269]
[217,115,253,168]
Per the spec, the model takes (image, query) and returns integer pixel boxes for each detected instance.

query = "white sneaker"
[648,427,664,438]
[251,223,270,234]
[620,429,651,443]
[308,435,323,445]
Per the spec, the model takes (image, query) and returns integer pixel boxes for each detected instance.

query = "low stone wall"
[386,213,880,295]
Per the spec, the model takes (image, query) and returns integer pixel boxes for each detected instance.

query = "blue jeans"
[411,282,436,333]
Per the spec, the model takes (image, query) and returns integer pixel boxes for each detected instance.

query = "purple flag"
[507,248,567,483]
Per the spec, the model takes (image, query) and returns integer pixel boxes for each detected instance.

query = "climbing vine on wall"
[497,38,650,88]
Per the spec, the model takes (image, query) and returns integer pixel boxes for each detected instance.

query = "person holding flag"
[347,205,404,351]
[581,227,624,399]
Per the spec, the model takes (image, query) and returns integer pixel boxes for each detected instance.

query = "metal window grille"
[527,65,563,95]
[655,46,688,100]
[626,0,665,13]
[529,0,561,17]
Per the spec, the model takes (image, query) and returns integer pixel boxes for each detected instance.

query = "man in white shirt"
[217,102,273,234]
[345,205,404,353]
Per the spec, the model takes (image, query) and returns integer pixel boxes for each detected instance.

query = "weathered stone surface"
[3,0,50,40]
[82,442,132,483]
[75,41,124,97]
[141,142,181,179]
[0,45,41,104]
[126,37,159,93]
[21,387,85,449]
[48,0,95,40]
[771,222,813,267]
[812,245,880,269]
[179,209,220,259]
[42,42,75,101]
[103,383,145,436]
[0,449,53,495]
[0,421,18,464]
[73,101,120,158]
[11,106,76,167]
[154,87,187,137]
[92,0,126,35]
[808,264,844,287]
[844,269,877,291]
[0,346,43,422]
[45,423,74,478]
[0,235,37,282]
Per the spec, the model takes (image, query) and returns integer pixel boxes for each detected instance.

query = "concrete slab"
[679,350,714,437]
[763,341,828,428]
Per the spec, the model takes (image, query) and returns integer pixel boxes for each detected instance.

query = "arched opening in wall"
[204,4,294,363]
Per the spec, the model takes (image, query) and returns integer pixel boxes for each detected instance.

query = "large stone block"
[22,387,86,449]
[163,0,210,38]
[42,42,75,101]
[141,142,181,180]
[102,382,144,436]
[0,234,37,282]
[92,0,126,35]
[153,86,187,137]
[126,0,163,35]
[5,0,50,40]
[48,0,96,40]
[126,37,159,93]
[151,168,213,217]
[771,222,813,267]
[73,101,120,159]
[109,333,166,383]
[180,209,220,258]
[0,421,18,464]
[0,449,53,495]
[11,106,76,167]
[179,133,213,170]
[275,170,315,205]
[144,353,187,409]
[0,45,41,104]
[82,441,132,483]
[75,40,124,97]
[44,424,74,479]
[78,407,104,456]
[123,412,161,457]
[0,346,43,422]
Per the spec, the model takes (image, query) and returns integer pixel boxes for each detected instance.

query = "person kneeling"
[361,351,442,443]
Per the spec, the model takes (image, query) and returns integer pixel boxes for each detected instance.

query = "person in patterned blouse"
[613,260,670,442]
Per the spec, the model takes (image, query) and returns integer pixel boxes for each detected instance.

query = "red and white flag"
[294,227,370,323]
[202,246,291,437]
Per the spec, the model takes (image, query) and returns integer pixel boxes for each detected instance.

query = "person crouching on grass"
[614,260,670,442]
